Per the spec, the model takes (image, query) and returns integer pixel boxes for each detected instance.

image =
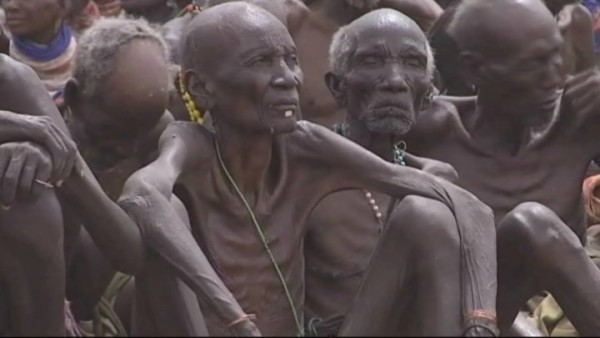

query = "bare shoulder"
[409,96,463,141]
[158,121,216,167]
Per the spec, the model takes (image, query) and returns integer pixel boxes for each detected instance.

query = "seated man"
[304,10,464,336]
[403,0,600,334]
[118,3,498,336]
[60,17,258,336]
[3,0,77,96]
[0,53,79,335]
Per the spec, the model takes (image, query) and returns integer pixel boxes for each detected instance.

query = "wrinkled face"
[207,17,303,134]
[2,0,63,38]
[343,24,431,135]
[477,18,564,112]
[78,40,170,159]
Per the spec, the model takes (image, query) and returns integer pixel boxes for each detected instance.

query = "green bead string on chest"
[394,140,407,166]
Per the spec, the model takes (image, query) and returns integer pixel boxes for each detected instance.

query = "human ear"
[184,70,215,112]
[458,51,483,89]
[325,72,348,108]
[64,78,82,117]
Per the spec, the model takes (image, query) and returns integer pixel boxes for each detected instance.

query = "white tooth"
[285,110,293,117]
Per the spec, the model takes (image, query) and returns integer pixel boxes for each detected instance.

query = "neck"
[470,90,557,154]
[345,119,397,163]
[27,21,62,45]
[215,122,275,202]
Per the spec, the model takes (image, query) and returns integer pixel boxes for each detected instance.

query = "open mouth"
[269,103,297,118]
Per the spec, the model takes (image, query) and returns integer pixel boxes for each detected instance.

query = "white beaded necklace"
[362,140,407,230]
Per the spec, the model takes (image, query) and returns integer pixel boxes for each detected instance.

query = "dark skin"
[431,0,595,96]
[406,0,600,334]
[304,11,467,336]
[62,39,258,336]
[0,54,79,335]
[120,3,497,336]
[295,0,442,127]
[2,0,66,45]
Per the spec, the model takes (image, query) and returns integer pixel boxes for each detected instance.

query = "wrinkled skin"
[2,0,66,44]
[62,38,257,336]
[305,10,470,336]
[295,0,441,127]
[406,0,600,334]
[119,3,497,336]
[431,0,595,96]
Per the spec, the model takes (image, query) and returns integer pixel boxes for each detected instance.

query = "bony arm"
[59,153,145,275]
[404,152,459,183]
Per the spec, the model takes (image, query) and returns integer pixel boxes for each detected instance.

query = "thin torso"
[408,98,591,240]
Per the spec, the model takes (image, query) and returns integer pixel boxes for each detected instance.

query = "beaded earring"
[177,71,205,124]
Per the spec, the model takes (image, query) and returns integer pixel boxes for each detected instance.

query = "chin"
[269,119,298,135]
[365,117,413,136]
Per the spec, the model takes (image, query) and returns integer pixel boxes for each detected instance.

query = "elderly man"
[304,10,465,337]
[400,0,600,335]
[118,3,498,336]
[431,0,595,96]
[59,17,260,336]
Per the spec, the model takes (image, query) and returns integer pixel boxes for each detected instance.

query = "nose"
[544,52,564,87]
[271,59,299,90]
[380,63,409,93]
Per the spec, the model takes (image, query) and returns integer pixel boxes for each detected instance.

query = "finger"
[74,153,86,177]
[2,153,26,206]
[62,139,78,180]
[45,129,67,184]
[54,127,77,179]
[17,155,36,200]
[564,71,596,98]
[32,154,53,197]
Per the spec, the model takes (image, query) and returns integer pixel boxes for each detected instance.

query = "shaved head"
[206,0,289,25]
[330,9,433,78]
[180,2,289,75]
[449,0,559,59]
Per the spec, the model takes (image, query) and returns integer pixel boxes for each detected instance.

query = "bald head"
[207,0,289,25]
[330,9,433,78]
[180,2,290,74]
[449,0,559,59]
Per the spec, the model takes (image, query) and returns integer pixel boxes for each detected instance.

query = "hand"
[0,142,54,208]
[26,115,81,185]
[563,68,600,118]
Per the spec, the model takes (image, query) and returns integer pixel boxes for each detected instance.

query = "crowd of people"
[1,0,600,336]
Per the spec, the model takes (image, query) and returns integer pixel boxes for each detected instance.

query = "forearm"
[379,0,443,31]
[60,158,145,275]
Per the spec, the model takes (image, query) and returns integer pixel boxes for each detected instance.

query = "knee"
[388,195,460,252]
[500,202,579,260]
